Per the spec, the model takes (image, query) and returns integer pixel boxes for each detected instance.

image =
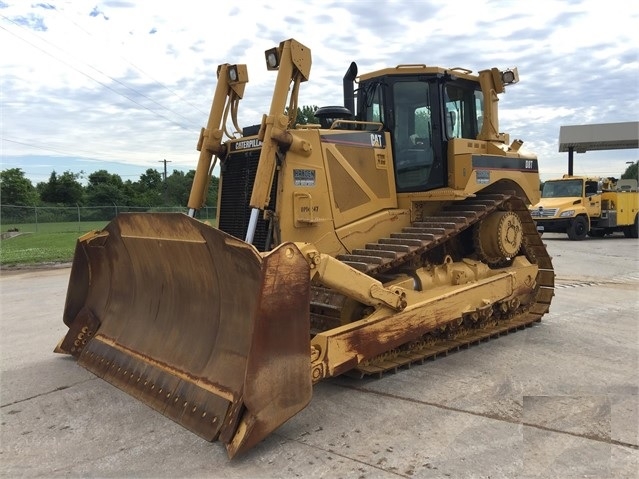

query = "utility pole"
[159,159,172,204]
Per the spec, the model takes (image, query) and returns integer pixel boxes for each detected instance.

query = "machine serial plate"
[476,170,490,184]
[294,169,316,187]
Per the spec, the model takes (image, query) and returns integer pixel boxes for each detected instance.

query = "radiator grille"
[530,208,558,218]
[218,149,276,252]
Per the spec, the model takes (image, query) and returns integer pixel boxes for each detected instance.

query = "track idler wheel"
[475,210,523,264]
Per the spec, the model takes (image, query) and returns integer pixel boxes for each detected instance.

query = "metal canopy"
[559,122,639,153]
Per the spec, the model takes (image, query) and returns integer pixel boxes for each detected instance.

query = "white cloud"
[1,0,638,186]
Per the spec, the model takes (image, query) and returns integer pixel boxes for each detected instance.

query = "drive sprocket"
[474,209,524,265]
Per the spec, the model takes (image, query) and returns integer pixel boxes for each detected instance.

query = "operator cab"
[352,67,485,194]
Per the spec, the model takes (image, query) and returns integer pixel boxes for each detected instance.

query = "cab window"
[392,81,435,192]
[444,83,483,139]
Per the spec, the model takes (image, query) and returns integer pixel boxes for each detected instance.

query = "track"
[310,193,555,377]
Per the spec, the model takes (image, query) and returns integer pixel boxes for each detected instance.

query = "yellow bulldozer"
[55,39,555,458]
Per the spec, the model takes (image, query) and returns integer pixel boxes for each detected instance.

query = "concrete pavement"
[1,234,637,478]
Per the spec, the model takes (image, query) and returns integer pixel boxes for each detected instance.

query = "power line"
[0,16,199,131]
[2,136,145,166]
[49,5,208,118]
[1,137,168,178]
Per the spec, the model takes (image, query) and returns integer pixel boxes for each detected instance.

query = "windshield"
[541,179,583,198]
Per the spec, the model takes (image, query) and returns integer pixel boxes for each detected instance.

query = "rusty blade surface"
[227,245,313,457]
[57,213,312,457]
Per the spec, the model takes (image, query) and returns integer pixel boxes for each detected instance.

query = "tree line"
[4,159,636,209]
[0,167,218,209]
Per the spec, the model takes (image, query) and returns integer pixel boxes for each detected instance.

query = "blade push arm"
[297,243,407,312]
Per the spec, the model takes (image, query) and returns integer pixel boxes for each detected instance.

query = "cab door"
[584,180,602,219]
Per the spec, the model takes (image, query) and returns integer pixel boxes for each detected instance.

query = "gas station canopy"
[559,122,639,153]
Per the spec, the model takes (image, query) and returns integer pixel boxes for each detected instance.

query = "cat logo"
[370,133,383,148]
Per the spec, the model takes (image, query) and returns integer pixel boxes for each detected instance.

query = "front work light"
[501,68,519,85]
[265,48,280,70]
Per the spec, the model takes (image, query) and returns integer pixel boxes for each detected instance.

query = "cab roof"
[358,65,480,82]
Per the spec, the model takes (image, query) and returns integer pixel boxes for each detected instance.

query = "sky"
[1,0,638,189]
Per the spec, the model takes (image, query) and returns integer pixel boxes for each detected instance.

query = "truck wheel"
[623,214,639,239]
[567,216,588,241]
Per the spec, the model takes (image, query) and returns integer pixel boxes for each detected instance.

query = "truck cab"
[531,175,639,240]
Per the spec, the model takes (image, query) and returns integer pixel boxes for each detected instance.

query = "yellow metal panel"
[614,191,639,225]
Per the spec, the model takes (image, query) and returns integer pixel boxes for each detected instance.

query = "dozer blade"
[55,213,312,458]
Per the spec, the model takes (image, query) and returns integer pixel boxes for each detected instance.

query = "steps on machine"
[336,196,501,274]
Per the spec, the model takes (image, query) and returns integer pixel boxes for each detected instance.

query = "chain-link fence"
[0,205,217,234]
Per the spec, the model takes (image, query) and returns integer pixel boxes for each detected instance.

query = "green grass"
[1,220,108,234]
[0,217,216,268]
[0,222,108,267]
[0,232,84,266]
